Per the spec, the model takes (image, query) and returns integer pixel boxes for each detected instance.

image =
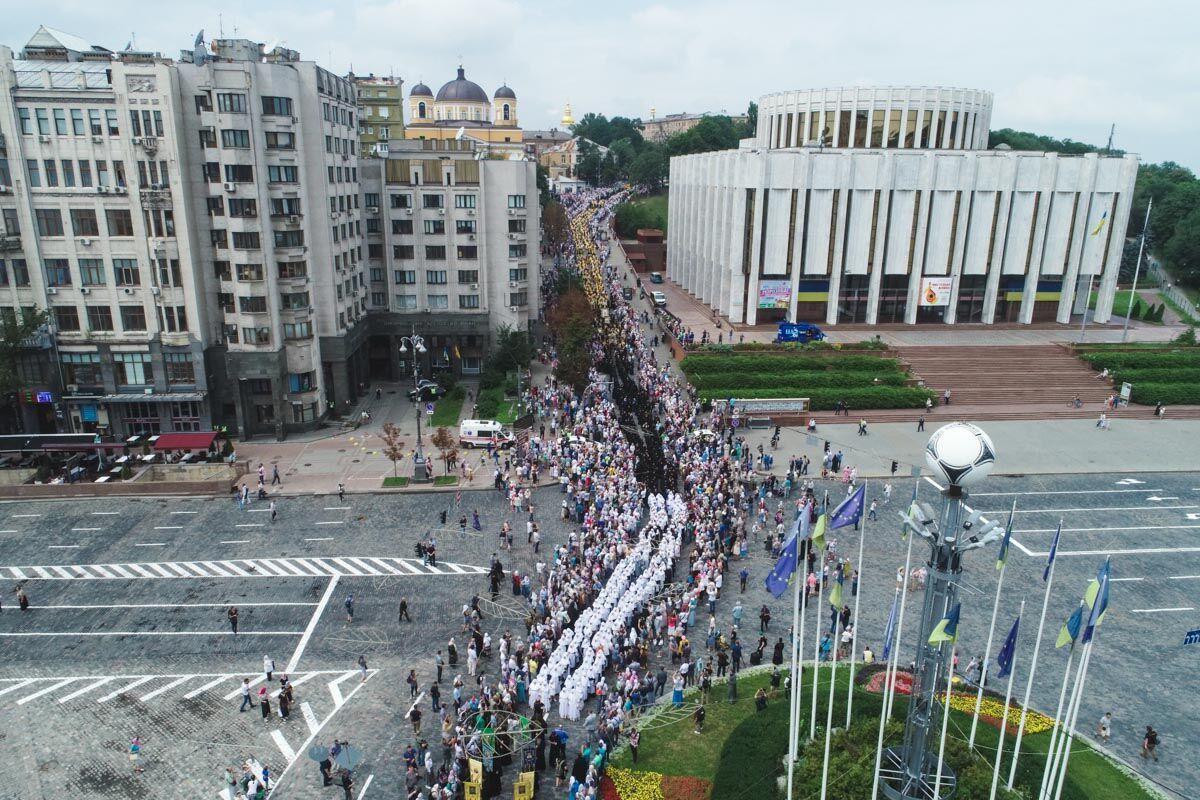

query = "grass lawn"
[431,386,465,428]
[1159,291,1200,325]
[494,398,519,425]
[432,475,458,486]
[1089,289,1152,320]
[612,666,1155,800]
[381,476,409,488]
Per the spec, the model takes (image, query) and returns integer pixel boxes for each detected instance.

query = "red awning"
[153,431,219,451]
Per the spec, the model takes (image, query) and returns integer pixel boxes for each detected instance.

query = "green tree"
[541,201,568,247]
[987,128,1116,155]
[629,148,668,192]
[546,287,595,391]
[571,112,611,146]
[536,163,550,207]
[491,324,533,372]
[0,308,50,428]
[742,101,758,138]
[576,139,602,186]
[1164,207,1200,289]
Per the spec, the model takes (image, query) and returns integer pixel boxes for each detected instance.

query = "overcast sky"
[4,0,1198,168]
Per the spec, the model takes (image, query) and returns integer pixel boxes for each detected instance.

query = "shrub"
[688,370,909,391]
[1082,350,1200,370]
[475,386,506,419]
[1175,326,1198,345]
[1129,382,1200,405]
[1112,368,1200,385]
[696,386,935,410]
[681,354,898,375]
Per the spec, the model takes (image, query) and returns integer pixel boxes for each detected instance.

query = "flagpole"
[845,487,867,728]
[1036,642,1077,800]
[932,640,957,800]
[1007,521,1062,788]
[884,528,916,722]
[869,586,900,800]
[786,512,805,800]
[1043,638,1090,800]
[810,558,823,739]
[819,608,840,800]
[1050,641,1096,800]
[989,602,1024,800]
[967,504,1012,753]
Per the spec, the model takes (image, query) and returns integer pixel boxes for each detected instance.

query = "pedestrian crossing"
[0,556,486,581]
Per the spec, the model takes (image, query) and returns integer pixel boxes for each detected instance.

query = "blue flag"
[881,591,900,660]
[1082,559,1111,644]
[928,603,961,644]
[1056,603,1085,649]
[829,484,865,530]
[764,529,800,599]
[1043,521,1062,582]
[996,615,1021,679]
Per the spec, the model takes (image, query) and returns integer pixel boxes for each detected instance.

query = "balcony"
[0,233,21,251]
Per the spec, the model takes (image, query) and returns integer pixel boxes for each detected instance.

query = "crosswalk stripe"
[10,567,27,579]
[163,562,193,577]
[270,729,297,763]
[58,677,113,703]
[128,564,157,578]
[292,558,328,576]
[347,557,382,575]
[51,566,73,579]
[218,560,249,576]
[331,557,362,575]
[0,680,35,698]
[0,556,486,581]
[146,563,175,578]
[270,671,319,698]
[370,558,404,575]
[201,561,232,577]
[274,559,308,577]
[16,678,75,705]
[224,675,265,701]
[447,563,466,574]
[98,676,155,702]
[90,565,116,579]
[308,558,339,575]
[139,676,191,701]
[183,675,233,699]
[107,564,136,579]
[252,560,283,576]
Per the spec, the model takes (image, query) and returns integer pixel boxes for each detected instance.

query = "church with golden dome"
[405,66,523,150]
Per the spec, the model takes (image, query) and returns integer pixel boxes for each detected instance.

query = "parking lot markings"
[16,678,74,705]
[139,676,192,702]
[183,675,230,699]
[58,677,113,703]
[98,676,155,702]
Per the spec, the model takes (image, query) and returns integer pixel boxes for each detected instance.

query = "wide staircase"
[843,344,1200,423]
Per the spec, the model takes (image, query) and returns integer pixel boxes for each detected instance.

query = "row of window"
[199,129,296,151]
[207,196,302,218]
[25,157,128,189]
[377,267,527,284]
[387,244,525,261]
[388,291,527,310]
[324,135,356,157]
[39,255,179,288]
[203,163,300,184]
[60,351,195,387]
[195,92,294,118]
[208,229,306,250]
[29,207,135,238]
[386,193,524,210]
[53,303,189,334]
[384,218,526,236]
[18,107,122,137]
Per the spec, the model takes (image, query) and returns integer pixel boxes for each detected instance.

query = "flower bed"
[939,690,1056,735]
[603,769,713,800]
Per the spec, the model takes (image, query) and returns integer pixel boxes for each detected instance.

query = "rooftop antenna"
[218,13,224,37]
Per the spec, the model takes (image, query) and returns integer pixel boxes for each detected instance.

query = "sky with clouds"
[4,0,1198,168]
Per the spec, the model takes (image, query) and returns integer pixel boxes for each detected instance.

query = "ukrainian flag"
[928,603,961,644]
[1090,211,1108,237]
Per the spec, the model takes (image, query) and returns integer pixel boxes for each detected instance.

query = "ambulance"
[458,419,515,449]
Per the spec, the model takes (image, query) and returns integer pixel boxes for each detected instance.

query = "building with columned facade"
[668,86,1138,327]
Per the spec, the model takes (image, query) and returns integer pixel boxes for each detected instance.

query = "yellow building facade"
[405,66,523,150]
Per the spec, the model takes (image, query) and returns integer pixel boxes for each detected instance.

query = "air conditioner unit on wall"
[508,233,516,240]
[405,208,413,215]
[79,238,92,246]
[39,135,51,143]
[224,182,237,192]
[79,287,90,294]
[46,287,58,295]
[467,209,475,216]
[508,209,515,215]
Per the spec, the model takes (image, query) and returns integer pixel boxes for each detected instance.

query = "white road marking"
[1116,478,1146,485]
[58,677,113,703]
[170,511,198,515]
[247,508,271,513]
[357,774,375,799]
[91,512,120,515]
[271,671,319,698]
[328,670,359,707]
[1110,577,1145,583]
[1168,575,1200,580]
[72,527,102,532]
[236,523,264,528]
[301,700,320,735]
[315,521,344,525]
[0,630,303,637]
[0,680,35,698]
[98,676,155,702]
[1030,545,1200,558]
[0,530,17,534]
[16,678,75,705]
[971,488,1160,496]
[1130,607,1195,614]
[11,514,41,518]
[305,537,335,542]
[271,729,297,763]
[153,526,184,530]
[0,557,483,580]
[135,543,167,547]
[982,505,1199,514]
[1017,524,1200,534]
[139,676,191,701]
[286,575,339,673]
[224,675,266,701]
[35,602,317,610]
[269,672,375,790]
[183,675,230,699]
[220,540,250,545]
[48,545,81,549]
[324,507,349,511]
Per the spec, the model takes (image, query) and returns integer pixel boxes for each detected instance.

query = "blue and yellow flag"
[996,500,1016,570]
[1055,603,1085,649]
[1090,210,1108,237]
[928,603,961,644]
[764,527,800,599]
[829,484,865,530]
[829,562,844,610]
[1082,559,1111,644]
[810,513,827,553]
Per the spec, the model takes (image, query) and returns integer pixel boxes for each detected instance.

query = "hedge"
[1113,368,1200,385]
[1081,350,1200,370]
[681,354,902,375]
[709,340,890,352]
[688,369,910,390]
[697,386,935,410]
[1128,382,1200,405]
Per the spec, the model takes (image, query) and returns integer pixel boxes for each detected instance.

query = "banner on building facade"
[919,277,953,307]
[758,280,792,309]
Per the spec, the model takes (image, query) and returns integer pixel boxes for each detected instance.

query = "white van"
[459,419,515,449]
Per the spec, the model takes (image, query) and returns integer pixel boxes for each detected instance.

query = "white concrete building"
[668,86,1138,327]
[358,138,540,380]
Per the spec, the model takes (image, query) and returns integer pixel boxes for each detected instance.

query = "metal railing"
[1146,259,1200,321]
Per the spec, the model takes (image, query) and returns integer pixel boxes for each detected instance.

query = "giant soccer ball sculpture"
[924,422,996,488]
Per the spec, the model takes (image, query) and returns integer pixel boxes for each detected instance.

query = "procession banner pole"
[845,486,868,727]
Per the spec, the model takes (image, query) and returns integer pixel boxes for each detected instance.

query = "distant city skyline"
[4,1,1197,168]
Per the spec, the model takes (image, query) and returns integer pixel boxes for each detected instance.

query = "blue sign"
[35,391,52,403]
[425,402,434,416]
[1184,628,1200,646]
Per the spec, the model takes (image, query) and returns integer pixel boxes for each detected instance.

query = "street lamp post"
[398,331,429,482]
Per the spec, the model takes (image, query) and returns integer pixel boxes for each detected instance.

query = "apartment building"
[359,138,539,381]
[351,74,404,158]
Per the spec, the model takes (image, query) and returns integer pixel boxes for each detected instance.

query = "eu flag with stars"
[996,614,1021,679]
[829,484,866,530]
[764,517,804,599]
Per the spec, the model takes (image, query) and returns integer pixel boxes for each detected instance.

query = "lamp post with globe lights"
[398,332,431,482]
[877,422,1004,800]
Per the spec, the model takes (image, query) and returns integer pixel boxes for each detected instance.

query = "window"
[456,270,479,284]
[202,162,220,183]
[44,259,71,286]
[43,160,59,187]
[456,220,476,234]
[393,245,414,259]
[239,295,268,313]
[195,93,213,113]
[217,93,247,113]
[247,378,272,394]
[26,159,40,187]
[236,263,264,282]
[232,231,261,249]
[51,108,67,135]
[288,371,316,392]
[105,109,119,136]
[69,209,99,237]
[274,230,305,248]
[392,220,413,235]
[394,269,416,285]
[106,209,134,236]
[164,353,195,384]
[265,131,295,150]
[129,110,142,137]
[152,111,163,136]
[267,165,298,183]
[61,160,75,187]
[459,294,480,309]
[428,294,448,310]
[394,294,417,310]
[87,305,114,332]
[426,270,448,284]
[221,129,250,148]
[424,219,445,235]
[242,326,271,345]
[227,199,257,217]
[509,291,528,307]
[114,259,140,286]
[214,261,232,280]
[390,193,412,208]
[36,108,49,135]
[508,243,527,258]
[369,267,385,282]
[12,259,30,286]
[269,197,302,217]
[422,194,444,209]
[371,291,386,306]
[157,258,183,287]
[454,194,477,209]
[113,159,127,188]
[278,260,307,279]
[508,218,526,233]
[79,259,105,285]
[1,209,16,235]
[78,161,92,187]
[261,96,294,116]
[35,209,64,236]
[120,305,146,331]
[292,402,319,423]
[18,108,32,135]
[364,193,380,207]
[509,268,529,283]
[114,351,151,383]
[61,351,102,385]
[211,229,228,249]
[54,305,80,331]
[507,194,526,209]
[86,109,102,136]
[456,246,478,260]
[425,245,446,260]
[283,321,313,339]
[281,291,309,310]
[224,164,254,183]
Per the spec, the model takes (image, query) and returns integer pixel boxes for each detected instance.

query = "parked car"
[407,379,445,402]
[648,272,664,284]
[651,291,667,308]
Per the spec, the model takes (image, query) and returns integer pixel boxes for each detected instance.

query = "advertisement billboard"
[919,277,953,307]
[758,280,792,309]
